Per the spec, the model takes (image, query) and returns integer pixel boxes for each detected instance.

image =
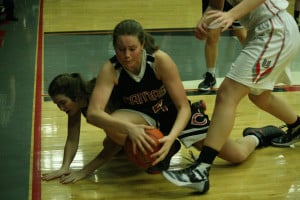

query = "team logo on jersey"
[261,58,272,68]
[253,58,274,83]
[123,86,167,105]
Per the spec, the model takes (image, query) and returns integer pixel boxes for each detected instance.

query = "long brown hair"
[48,73,95,102]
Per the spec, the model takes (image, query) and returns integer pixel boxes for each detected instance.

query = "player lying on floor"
[42,73,122,184]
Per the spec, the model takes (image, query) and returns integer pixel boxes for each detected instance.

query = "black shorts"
[178,100,210,148]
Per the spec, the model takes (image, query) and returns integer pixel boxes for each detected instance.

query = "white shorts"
[119,109,157,127]
[226,11,300,95]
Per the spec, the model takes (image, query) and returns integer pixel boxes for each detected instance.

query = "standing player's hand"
[206,10,234,32]
[195,17,209,40]
[195,8,222,40]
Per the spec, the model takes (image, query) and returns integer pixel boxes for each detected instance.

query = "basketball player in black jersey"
[87,19,191,173]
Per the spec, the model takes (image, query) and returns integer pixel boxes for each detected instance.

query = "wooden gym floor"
[0,0,300,199]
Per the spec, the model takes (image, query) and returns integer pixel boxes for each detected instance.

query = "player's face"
[114,35,144,74]
[52,94,81,116]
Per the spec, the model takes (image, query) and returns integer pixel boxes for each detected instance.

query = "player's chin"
[67,111,75,117]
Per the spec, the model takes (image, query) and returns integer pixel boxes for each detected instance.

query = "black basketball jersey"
[109,52,177,134]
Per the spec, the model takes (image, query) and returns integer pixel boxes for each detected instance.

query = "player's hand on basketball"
[41,169,71,181]
[150,135,174,166]
[206,10,234,32]
[195,8,220,41]
[127,125,156,155]
[195,17,209,40]
[60,170,89,184]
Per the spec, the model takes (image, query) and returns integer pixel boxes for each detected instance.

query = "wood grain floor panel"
[41,92,300,199]
[43,0,202,33]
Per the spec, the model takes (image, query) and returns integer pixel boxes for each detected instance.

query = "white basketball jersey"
[227,0,289,30]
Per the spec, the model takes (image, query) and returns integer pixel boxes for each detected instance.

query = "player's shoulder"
[99,60,116,76]
[153,50,172,63]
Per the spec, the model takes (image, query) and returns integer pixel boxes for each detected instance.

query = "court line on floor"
[31,0,44,199]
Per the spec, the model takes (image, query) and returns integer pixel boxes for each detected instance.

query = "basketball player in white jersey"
[163,0,300,194]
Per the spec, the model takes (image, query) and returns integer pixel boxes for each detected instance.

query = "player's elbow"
[86,108,97,125]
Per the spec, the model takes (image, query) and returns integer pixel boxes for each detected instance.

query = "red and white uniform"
[226,0,300,94]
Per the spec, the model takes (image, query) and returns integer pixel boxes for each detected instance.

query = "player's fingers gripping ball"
[206,16,222,29]
[124,128,164,169]
[204,9,223,30]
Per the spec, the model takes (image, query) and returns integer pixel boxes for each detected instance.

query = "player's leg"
[198,28,220,91]
[192,137,255,164]
[163,79,248,193]
[249,91,297,126]
[101,136,123,160]
[105,109,152,145]
[200,78,249,151]
[231,26,247,46]
[225,0,247,46]
[217,124,285,163]
[163,78,249,193]
[246,11,300,146]
[163,7,300,194]
[248,92,300,147]
[218,138,256,163]
[192,124,284,164]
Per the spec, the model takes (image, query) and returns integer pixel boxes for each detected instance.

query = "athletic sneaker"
[146,139,181,174]
[162,162,211,194]
[242,125,285,148]
[198,72,216,91]
[271,124,300,147]
[191,99,207,113]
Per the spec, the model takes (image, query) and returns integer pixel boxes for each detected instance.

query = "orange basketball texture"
[124,128,164,169]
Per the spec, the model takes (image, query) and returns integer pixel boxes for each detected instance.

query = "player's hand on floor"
[60,170,89,184]
[42,169,70,181]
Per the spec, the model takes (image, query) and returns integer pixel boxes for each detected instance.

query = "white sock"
[207,68,216,76]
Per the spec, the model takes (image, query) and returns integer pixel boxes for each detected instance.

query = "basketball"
[124,128,164,169]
